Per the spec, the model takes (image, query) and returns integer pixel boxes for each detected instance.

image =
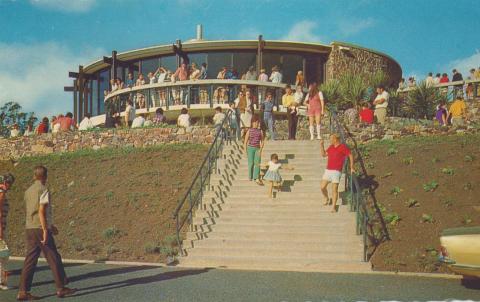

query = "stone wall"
[326,42,402,86]
[0,126,216,160]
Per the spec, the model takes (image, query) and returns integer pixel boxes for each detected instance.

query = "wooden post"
[257,35,264,71]
[73,80,78,122]
[112,50,117,80]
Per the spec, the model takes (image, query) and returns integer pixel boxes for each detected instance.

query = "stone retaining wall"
[0,126,216,160]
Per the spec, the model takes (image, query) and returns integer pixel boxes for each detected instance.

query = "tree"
[0,101,37,137]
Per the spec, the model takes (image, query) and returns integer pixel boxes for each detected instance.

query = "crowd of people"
[398,67,480,100]
[104,62,292,109]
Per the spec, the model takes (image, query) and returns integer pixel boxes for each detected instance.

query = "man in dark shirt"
[452,69,464,96]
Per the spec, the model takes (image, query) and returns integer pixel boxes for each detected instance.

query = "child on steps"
[262,153,294,198]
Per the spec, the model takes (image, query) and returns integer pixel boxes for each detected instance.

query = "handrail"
[397,78,480,92]
[172,109,232,255]
[105,79,288,102]
[328,105,389,262]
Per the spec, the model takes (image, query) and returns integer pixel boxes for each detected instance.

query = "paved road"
[0,261,479,301]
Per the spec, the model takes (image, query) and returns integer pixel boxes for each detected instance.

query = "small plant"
[402,157,414,165]
[441,168,455,175]
[381,172,393,178]
[144,242,160,254]
[412,170,420,176]
[463,182,473,191]
[405,198,420,208]
[462,215,472,225]
[390,186,402,196]
[107,245,121,255]
[464,155,474,162]
[102,226,121,239]
[386,147,398,156]
[366,162,375,169]
[421,213,434,223]
[443,199,454,207]
[385,213,401,225]
[423,181,438,192]
[105,191,114,201]
[431,157,440,164]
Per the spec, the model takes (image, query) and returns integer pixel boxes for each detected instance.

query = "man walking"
[319,134,355,213]
[17,166,75,301]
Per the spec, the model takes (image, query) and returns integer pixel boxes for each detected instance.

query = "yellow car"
[440,227,480,280]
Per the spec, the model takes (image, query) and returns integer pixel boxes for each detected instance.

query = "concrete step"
[185,246,362,261]
[191,222,356,234]
[200,192,343,200]
[192,216,356,226]
[185,230,358,241]
[198,203,347,213]
[184,238,363,251]
[179,255,371,272]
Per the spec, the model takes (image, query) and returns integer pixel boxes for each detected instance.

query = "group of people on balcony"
[398,67,480,100]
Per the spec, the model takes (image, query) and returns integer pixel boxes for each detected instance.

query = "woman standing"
[243,116,264,185]
[235,90,253,138]
[304,82,325,140]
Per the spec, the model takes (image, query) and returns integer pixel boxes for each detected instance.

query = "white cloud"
[281,20,324,43]
[446,51,480,77]
[0,42,104,118]
[338,17,375,36]
[29,0,96,12]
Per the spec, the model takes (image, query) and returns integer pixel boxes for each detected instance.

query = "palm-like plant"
[319,79,341,106]
[367,70,390,89]
[339,73,366,108]
[404,81,447,119]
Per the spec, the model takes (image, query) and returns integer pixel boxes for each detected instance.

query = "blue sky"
[0,0,479,117]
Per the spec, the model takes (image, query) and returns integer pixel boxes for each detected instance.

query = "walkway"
[1,261,478,302]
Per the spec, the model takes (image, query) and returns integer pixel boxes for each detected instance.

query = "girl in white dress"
[262,153,293,198]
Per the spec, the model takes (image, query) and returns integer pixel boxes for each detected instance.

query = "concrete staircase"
[179,140,371,272]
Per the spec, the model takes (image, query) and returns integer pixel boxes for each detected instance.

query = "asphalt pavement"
[0,261,479,301]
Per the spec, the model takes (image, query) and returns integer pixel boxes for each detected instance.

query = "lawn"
[0,144,208,263]
[358,133,480,273]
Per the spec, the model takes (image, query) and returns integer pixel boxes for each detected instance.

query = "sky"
[0,0,479,118]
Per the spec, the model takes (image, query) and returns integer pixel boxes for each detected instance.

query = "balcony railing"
[108,79,285,107]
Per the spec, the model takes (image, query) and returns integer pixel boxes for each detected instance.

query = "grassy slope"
[362,133,480,273]
[0,144,208,263]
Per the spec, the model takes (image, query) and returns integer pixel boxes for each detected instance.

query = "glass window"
[188,53,207,68]
[282,54,303,85]
[160,55,177,73]
[232,52,256,79]
[207,52,232,79]
[98,69,110,114]
[305,55,324,86]
[141,57,159,76]
[91,79,98,116]
[262,52,282,76]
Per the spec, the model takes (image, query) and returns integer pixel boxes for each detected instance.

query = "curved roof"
[83,39,401,75]
[83,40,332,74]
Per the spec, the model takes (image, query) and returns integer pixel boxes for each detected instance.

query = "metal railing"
[104,79,288,113]
[172,110,233,255]
[328,106,389,262]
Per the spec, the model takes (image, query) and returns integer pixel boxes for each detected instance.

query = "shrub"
[441,168,455,175]
[405,198,420,208]
[386,147,398,156]
[144,242,161,254]
[421,214,434,223]
[385,213,401,225]
[390,186,402,196]
[423,181,438,192]
[403,81,447,119]
[464,155,474,162]
[402,157,414,165]
[103,226,120,239]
